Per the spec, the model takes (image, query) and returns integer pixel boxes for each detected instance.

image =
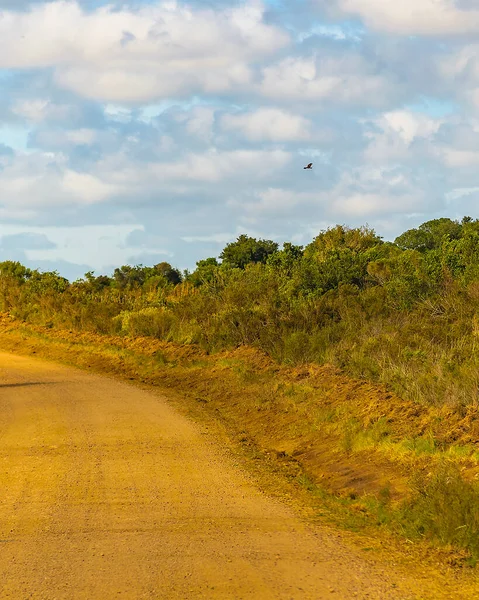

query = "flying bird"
[304,163,313,170]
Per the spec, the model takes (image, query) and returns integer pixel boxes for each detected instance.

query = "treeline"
[2,216,479,407]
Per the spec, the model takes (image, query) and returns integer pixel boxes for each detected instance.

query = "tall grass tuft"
[398,462,479,562]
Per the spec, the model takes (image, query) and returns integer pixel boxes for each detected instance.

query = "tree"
[368,250,430,307]
[28,271,69,294]
[439,220,479,283]
[0,261,33,311]
[188,258,220,287]
[304,225,382,260]
[0,261,32,282]
[293,226,384,295]
[220,235,278,269]
[395,218,462,252]
[267,243,303,273]
[112,265,147,289]
[153,262,182,285]
[82,271,111,291]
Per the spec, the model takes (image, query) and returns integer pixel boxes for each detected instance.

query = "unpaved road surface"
[0,352,458,599]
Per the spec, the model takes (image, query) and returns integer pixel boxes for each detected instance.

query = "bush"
[114,308,174,340]
[399,462,479,561]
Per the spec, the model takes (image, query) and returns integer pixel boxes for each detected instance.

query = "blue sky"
[0,0,478,280]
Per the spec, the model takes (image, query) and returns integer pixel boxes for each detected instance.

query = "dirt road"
[0,352,461,599]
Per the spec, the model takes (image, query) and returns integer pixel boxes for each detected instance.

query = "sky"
[0,0,478,280]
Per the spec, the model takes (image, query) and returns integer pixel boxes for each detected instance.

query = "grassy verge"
[2,313,479,570]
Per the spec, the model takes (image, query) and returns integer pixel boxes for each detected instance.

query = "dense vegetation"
[4,215,479,562]
[2,216,478,408]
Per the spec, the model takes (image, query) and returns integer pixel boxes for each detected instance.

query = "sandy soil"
[0,352,467,599]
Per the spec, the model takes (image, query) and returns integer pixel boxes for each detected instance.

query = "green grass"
[397,462,479,565]
[4,316,479,565]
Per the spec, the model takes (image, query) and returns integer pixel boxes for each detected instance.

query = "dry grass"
[3,314,479,563]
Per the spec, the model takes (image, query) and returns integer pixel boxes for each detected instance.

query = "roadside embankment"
[1,313,479,567]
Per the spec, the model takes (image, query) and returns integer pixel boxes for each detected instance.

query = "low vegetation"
[3,216,479,563]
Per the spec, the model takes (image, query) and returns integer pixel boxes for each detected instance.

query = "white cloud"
[328,0,479,35]
[145,148,292,182]
[467,88,479,111]
[379,111,443,144]
[0,0,476,278]
[438,148,479,167]
[0,146,292,220]
[32,128,100,149]
[12,99,50,122]
[228,187,316,218]
[221,108,312,141]
[441,44,479,80]
[418,115,479,168]
[0,0,289,103]
[62,170,120,203]
[260,57,339,101]
[439,45,479,111]
[226,163,429,229]
[184,107,216,140]
[327,167,433,218]
[331,191,415,217]
[363,110,444,162]
[64,129,97,145]
[259,55,396,106]
[298,24,363,43]
[0,152,123,210]
[446,186,479,201]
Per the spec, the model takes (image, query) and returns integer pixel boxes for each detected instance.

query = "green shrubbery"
[6,220,479,561]
[399,462,479,562]
[3,217,479,407]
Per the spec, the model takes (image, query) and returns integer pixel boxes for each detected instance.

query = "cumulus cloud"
[258,53,403,107]
[215,171,443,257]
[0,143,293,225]
[0,0,289,103]
[10,99,77,124]
[318,0,479,35]
[362,110,444,163]
[378,111,443,144]
[182,107,216,140]
[221,108,312,141]
[135,148,292,183]
[437,147,479,168]
[421,117,479,169]
[438,44,479,111]
[32,128,100,149]
[228,187,315,218]
[0,0,477,277]
[225,161,434,233]
[0,151,123,212]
